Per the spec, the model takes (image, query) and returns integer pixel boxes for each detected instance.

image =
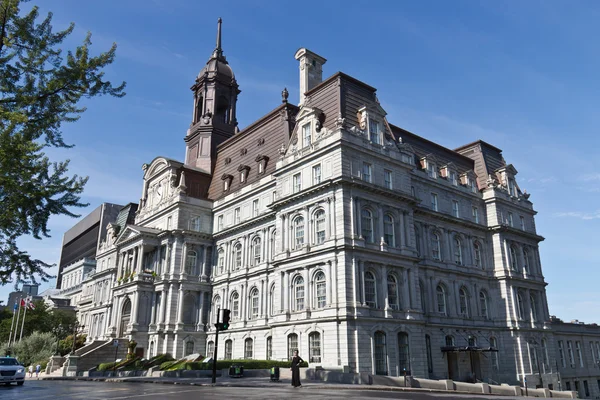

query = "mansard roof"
[208,102,298,200]
[454,140,507,189]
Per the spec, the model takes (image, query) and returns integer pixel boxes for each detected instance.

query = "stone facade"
[58,20,600,399]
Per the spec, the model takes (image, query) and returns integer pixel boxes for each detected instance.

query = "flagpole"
[19,297,29,342]
[7,302,17,347]
[12,297,22,345]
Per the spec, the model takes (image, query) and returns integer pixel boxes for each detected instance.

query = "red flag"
[28,300,35,310]
[20,299,25,307]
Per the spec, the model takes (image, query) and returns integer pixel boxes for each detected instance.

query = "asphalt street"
[0,380,524,400]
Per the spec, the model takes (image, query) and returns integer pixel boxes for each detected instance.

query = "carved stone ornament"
[335,115,346,130]
[224,157,231,165]
[486,174,498,188]
[279,144,286,156]
[141,163,149,171]
[281,87,289,103]
[240,148,247,156]
[257,138,265,146]
[202,110,212,124]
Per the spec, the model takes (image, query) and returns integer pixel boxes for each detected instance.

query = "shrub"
[98,362,116,372]
[181,359,308,370]
[143,353,173,369]
[2,331,56,366]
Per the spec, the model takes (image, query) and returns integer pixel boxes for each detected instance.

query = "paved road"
[0,380,523,400]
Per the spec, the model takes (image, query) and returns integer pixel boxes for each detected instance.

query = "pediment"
[115,226,140,245]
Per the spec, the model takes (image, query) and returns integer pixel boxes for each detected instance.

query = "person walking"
[35,364,41,378]
[28,364,33,378]
[290,350,304,388]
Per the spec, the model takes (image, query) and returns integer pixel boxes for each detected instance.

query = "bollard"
[270,366,280,382]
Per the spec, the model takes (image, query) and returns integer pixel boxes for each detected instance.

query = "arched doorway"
[119,298,132,338]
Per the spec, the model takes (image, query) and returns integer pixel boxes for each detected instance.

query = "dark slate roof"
[454,140,506,188]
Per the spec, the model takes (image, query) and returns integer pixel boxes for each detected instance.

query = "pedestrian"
[28,364,33,378]
[290,350,304,388]
[35,364,41,378]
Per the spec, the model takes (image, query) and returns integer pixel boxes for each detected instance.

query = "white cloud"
[553,210,600,220]
[579,173,600,182]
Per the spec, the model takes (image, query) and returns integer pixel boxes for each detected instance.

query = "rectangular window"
[288,334,299,360]
[369,118,380,144]
[427,162,437,179]
[520,216,525,230]
[293,173,302,193]
[567,341,575,367]
[167,216,172,230]
[471,179,478,193]
[508,212,514,227]
[303,123,312,147]
[411,186,416,197]
[252,199,259,217]
[508,178,516,196]
[558,341,566,368]
[258,162,264,174]
[584,380,590,397]
[240,171,246,183]
[272,191,277,203]
[431,193,438,212]
[362,162,372,183]
[450,171,458,186]
[576,341,584,367]
[217,215,223,231]
[384,169,392,189]
[472,207,479,223]
[266,337,272,360]
[309,333,322,363]
[234,208,240,224]
[452,200,459,218]
[312,164,322,185]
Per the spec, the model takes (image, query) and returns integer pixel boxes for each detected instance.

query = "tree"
[0,300,76,342]
[0,0,126,285]
[0,331,55,366]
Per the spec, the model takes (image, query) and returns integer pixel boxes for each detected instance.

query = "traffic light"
[221,309,231,330]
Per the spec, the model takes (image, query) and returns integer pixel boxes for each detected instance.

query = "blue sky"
[3,1,599,322]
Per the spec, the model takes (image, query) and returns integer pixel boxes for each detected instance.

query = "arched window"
[244,338,253,359]
[294,217,305,248]
[185,341,194,356]
[473,241,482,268]
[387,274,399,310]
[149,341,155,359]
[269,284,276,316]
[249,288,259,319]
[252,237,261,265]
[365,271,377,308]
[224,339,233,360]
[374,331,387,375]
[510,246,519,270]
[207,341,214,357]
[516,291,525,319]
[436,285,447,315]
[530,293,538,321]
[309,332,322,363]
[468,336,477,347]
[212,295,221,324]
[288,333,298,360]
[431,232,441,261]
[523,248,529,274]
[454,237,463,265]
[398,332,410,373]
[195,96,203,123]
[490,337,499,369]
[234,243,242,270]
[185,250,197,275]
[315,210,326,245]
[231,292,240,319]
[361,209,374,243]
[479,291,489,319]
[266,336,272,360]
[383,214,395,246]
[314,271,326,309]
[218,249,225,274]
[459,287,469,317]
[294,276,305,311]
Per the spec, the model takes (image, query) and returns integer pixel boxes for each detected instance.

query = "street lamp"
[70,322,85,355]
[51,325,64,356]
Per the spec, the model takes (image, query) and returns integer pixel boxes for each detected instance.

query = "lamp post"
[52,325,64,356]
[70,322,84,355]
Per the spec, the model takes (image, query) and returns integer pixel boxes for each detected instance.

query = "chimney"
[294,48,327,105]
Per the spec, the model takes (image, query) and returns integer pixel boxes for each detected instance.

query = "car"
[0,357,25,386]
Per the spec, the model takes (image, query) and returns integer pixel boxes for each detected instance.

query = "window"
[294,217,305,248]
[369,118,380,145]
[266,337,272,360]
[383,214,394,246]
[309,332,322,363]
[167,216,172,230]
[523,249,529,274]
[240,170,246,183]
[474,242,482,268]
[294,276,305,311]
[567,341,575,367]
[530,293,537,321]
[302,123,312,147]
[427,162,437,179]
[207,341,214,357]
[520,216,525,230]
[584,380,590,397]
[288,334,298,360]
[454,237,463,265]
[415,228,421,257]
[516,291,525,319]
[459,287,469,317]
[218,249,224,273]
[508,178,516,196]
[185,341,194,356]
[445,335,455,346]
[365,271,377,308]
[402,153,413,165]
[387,274,399,310]
[249,288,259,319]
[252,237,261,265]
[293,173,302,193]
[185,250,197,275]
[315,210,326,244]
[472,207,479,223]
[362,162,372,183]
[312,164,321,185]
[490,337,499,369]
[436,285,447,315]
[384,170,392,189]
[217,215,223,231]
[190,216,202,231]
[565,382,571,391]
[450,171,458,186]
[244,338,253,359]
[510,246,519,271]
[529,342,539,372]
[374,331,387,375]
[470,178,478,193]
[479,291,489,318]
[234,208,240,224]
[426,335,433,374]
[269,285,275,316]
[361,209,374,243]
[234,243,242,270]
[576,341,584,367]
[398,332,410,373]
[591,342,597,367]
[541,339,549,369]
[224,179,230,191]
[411,186,416,197]
[468,336,477,347]
[231,292,240,319]
[252,199,259,217]
[452,200,459,218]
[558,341,566,368]
[431,233,441,261]
[315,271,326,309]
[224,339,233,360]
[508,212,514,227]
[258,160,264,174]
[431,193,438,211]
[272,191,277,203]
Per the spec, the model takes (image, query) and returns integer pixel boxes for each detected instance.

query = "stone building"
[58,19,600,398]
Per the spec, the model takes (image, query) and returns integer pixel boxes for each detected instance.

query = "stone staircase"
[75,338,130,373]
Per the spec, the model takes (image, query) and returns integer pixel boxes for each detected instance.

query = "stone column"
[201,245,208,281]
[358,260,365,306]
[349,195,356,238]
[326,261,333,307]
[356,198,362,238]
[327,197,333,241]
[403,269,410,310]
[444,229,452,262]
[283,273,289,313]
[137,244,144,272]
[382,265,389,309]
[399,211,406,248]
[303,267,310,309]
[131,291,140,325]
[197,290,204,329]
[176,286,185,325]
[241,283,247,321]
[150,292,157,324]
[260,280,265,317]
[378,205,385,245]
[280,271,285,313]
[160,287,167,324]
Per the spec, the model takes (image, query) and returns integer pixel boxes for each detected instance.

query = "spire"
[212,18,225,61]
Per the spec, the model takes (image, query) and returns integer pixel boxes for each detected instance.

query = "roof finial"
[282,87,289,103]
[215,18,223,57]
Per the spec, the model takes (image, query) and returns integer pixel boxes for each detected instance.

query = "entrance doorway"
[119,299,131,337]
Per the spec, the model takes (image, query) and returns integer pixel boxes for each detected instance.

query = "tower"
[185,18,240,173]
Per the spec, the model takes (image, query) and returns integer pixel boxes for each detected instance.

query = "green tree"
[0,0,126,285]
[0,300,76,342]
[0,331,55,366]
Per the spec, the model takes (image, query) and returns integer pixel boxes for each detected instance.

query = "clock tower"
[184,18,240,174]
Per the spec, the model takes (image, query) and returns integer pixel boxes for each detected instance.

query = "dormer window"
[255,155,269,175]
[470,179,478,193]
[427,162,437,179]
[238,165,250,183]
[508,178,516,196]
[302,123,312,147]
[222,174,233,192]
[368,118,380,145]
[450,171,458,186]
